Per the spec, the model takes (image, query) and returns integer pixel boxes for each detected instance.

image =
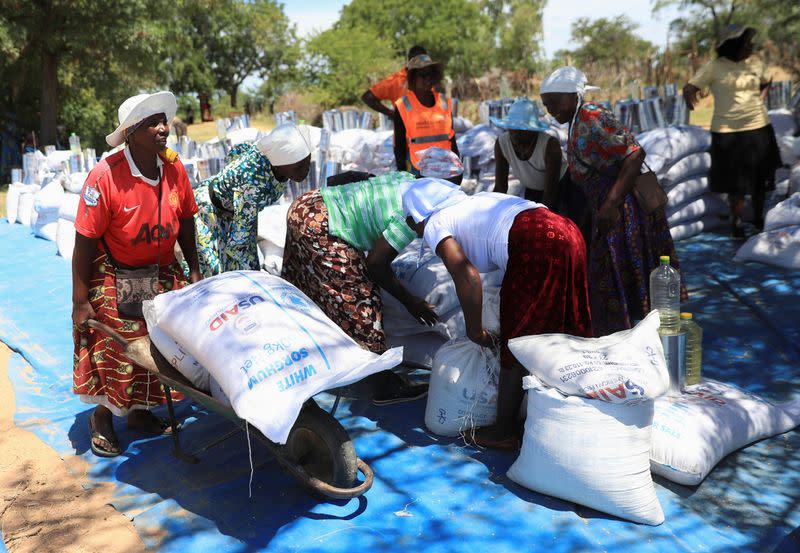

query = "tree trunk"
[199,93,212,122]
[229,86,238,109]
[40,51,59,146]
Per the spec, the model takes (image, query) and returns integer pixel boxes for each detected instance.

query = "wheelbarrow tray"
[88,320,373,500]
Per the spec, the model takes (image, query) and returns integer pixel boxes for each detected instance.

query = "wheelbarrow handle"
[301,458,374,500]
[86,319,129,349]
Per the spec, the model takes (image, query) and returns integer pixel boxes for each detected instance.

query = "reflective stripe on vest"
[410,134,451,144]
[439,93,448,110]
[401,96,412,112]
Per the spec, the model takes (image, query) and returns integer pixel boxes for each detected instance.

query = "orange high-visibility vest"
[395,90,454,171]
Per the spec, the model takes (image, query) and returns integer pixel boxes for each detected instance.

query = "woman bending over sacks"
[281,171,437,405]
[193,123,311,276]
[72,92,202,457]
[402,178,593,450]
[540,66,686,337]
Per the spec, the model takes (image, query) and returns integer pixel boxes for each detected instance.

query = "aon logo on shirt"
[132,222,174,245]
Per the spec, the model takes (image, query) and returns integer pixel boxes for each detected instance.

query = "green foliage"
[303,26,398,108]
[163,1,216,97]
[0,0,171,147]
[336,0,494,79]
[173,0,298,108]
[656,0,800,76]
[569,15,656,73]
[481,0,546,71]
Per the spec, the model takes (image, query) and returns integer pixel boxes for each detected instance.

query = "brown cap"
[406,54,443,71]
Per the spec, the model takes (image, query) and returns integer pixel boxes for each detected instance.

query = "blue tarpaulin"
[0,220,798,552]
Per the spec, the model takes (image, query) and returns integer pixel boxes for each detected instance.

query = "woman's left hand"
[467,328,496,348]
[597,200,621,236]
[188,269,203,284]
[404,296,439,326]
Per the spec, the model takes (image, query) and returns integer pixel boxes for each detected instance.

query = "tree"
[303,26,398,108]
[656,0,800,77]
[199,0,297,108]
[748,0,800,76]
[163,1,216,99]
[481,0,546,72]
[654,0,738,43]
[335,0,494,80]
[568,15,657,76]
[0,0,170,146]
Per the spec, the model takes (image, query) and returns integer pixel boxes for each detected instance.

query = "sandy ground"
[0,343,145,553]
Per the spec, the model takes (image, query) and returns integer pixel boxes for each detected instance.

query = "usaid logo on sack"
[208,295,266,331]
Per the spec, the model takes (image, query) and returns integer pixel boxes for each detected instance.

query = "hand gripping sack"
[149,271,402,444]
[425,338,500,437]
[650,379,800,486]
[381,239,504,339]
[508,311,669,403]
[507,376,665,526]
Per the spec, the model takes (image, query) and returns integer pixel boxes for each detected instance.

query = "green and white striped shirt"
[321,171,417,252]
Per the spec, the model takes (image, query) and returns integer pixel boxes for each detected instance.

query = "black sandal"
[89,411,121,458]
[126,410,175,435]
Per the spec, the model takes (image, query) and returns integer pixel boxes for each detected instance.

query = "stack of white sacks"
[5,149,85,260]
[420,309,800,525]
[57,173,84,260]
[732,110,800,269]
[637,125,720,241]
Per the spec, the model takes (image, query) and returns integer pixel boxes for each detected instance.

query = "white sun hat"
[105,91,177,148]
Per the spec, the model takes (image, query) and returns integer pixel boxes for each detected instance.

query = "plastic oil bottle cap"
[660,255,670,264]
[680,312,693,320]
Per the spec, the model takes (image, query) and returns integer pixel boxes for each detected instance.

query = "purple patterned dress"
[568,103,687,336]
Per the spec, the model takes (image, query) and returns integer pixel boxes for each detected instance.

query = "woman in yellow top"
[683,25,782,238]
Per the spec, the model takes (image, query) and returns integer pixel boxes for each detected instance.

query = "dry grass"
[186,112,275,144]
[689,95,715,129]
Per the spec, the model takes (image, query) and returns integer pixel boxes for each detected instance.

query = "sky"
[281,0,683,58]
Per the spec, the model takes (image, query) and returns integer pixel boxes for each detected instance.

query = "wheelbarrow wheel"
[284,401,357,489]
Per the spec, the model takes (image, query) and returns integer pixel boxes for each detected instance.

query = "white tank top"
[498,132,566,191]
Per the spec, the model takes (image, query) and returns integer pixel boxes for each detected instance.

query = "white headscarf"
[541,66,601,139]
[402,178,467,223]
[257,123,312,166]
[540,66,600,96]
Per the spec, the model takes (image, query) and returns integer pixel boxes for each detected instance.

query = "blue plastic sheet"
[0,221,798,552]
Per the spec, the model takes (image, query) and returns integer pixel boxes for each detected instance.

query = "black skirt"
[709,124,782,195]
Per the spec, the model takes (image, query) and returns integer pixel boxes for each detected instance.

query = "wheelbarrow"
[87,320,374,500]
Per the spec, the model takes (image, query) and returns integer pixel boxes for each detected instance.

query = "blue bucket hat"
[490,98,549,132]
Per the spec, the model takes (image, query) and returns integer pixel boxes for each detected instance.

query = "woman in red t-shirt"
[71,92,202,457]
